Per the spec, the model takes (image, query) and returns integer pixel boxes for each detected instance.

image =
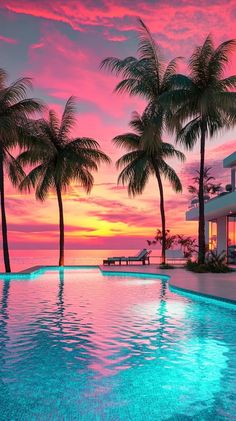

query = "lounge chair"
[127,249,151,265]
[103,249,143,266]
[103,249,151,266]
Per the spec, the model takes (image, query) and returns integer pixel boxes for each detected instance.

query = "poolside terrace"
[101,264,236,303]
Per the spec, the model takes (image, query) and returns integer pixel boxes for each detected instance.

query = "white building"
[186,151,236,264]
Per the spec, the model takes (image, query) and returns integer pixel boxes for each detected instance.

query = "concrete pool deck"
[100,264,236,303]
[0,264,235,304]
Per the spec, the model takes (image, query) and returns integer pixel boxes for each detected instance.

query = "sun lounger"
[103,249,151,266]
[127,249,151,265]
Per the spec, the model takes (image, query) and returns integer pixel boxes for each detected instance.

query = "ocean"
[0,249,161,272]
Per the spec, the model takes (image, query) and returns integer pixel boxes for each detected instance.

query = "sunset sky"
[1,0,236,250]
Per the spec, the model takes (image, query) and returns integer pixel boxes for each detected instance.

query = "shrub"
[186,252,234,273]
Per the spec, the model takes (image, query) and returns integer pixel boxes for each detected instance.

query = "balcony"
[186,191,236,221]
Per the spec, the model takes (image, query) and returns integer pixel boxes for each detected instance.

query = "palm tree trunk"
[56,185,64,266]
[0,148,11,273]
[198,122,206,264]
[155,168,166,265]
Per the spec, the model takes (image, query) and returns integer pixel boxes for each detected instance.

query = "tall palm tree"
[114,111,185,265]
[18,97,110,266]
[162,35,236,263]
[101,18,182,263]
[0,70,43,272]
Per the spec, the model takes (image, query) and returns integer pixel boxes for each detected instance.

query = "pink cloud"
[30,41,44,49]
[103,30,128,42]
[26,25,143,120]
[0,34,18,44]
[2,1,236,57]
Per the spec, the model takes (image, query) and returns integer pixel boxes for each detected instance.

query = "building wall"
[217,216,227,254]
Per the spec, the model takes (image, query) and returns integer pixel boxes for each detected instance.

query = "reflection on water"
[0,268,236,420]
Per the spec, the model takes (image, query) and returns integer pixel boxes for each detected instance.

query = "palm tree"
[0,70,43,272]
[18,97,110,266]
[101,18,180,125]
[114,111,185,265]
[101,18,183,264]
[162,35,236,263]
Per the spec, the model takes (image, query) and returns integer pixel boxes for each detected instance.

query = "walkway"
[100,264,236,303]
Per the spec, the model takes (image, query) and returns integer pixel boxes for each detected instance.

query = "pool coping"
[0,265,170,279]
[169,284,236,306]
[0,264,236,305]
[0,265,99,279]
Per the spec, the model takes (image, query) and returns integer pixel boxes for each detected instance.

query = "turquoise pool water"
[0,268,236,420]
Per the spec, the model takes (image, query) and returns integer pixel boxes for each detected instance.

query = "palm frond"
[166,74,196,90]
[17,149,49,166]
[117,153,151,196]
[68,137,100,150]
[49,109,60,134]
[19,164,46,193]
[35,166,54,201]
[59,96,77,140]
[209,39,236,80]
[6,98,44,118]
[161,58,182,91]
[189,34,213,84]
[137,18,164,90]
[113,133,140,150]
[4,150,25,186]
[66,138,111,165]
[161,142,186,162]
[177,117,201,150]
[116,150,142,170]
[75,167,94,193]
[129,111,145,135]
[159,161,182,192]
[0,77,33,106]
[220,76,236,90]
[100,56,137,77]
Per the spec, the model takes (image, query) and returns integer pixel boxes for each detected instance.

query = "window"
[209,220,217,251]
[227,214,236,264]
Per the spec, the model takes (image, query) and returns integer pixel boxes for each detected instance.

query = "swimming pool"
[0,267,236,420]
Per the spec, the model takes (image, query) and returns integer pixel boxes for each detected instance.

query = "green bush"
[186,252,234,273]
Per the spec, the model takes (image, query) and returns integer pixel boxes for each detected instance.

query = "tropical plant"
[147,229,177,251]
[176,234,198,260]
[162,35,236,263]
[188,167,222,200]
[148,229,177,268]
[186,250,233,273]
[18,97,110,266]
[0,70,43,272]
[114,111,185,265]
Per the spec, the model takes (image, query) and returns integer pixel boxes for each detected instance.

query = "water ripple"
[0,268,236,420]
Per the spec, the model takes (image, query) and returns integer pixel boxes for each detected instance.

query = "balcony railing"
[188,191,233,209]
